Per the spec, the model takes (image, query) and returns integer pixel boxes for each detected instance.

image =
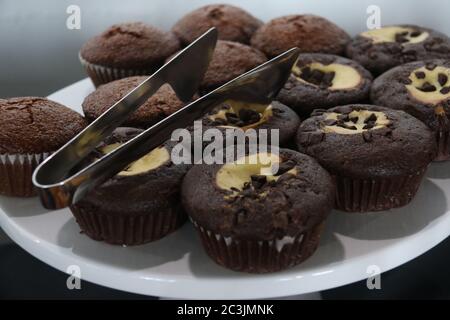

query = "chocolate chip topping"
[222,108,262,127]
[371,60,450,132]
[238,108,262,125]
[296,104,436,178]
[395,32,409,44]
[181,149,334,239]
[299,66,336,89]
[202,101,300,146]
[346,24,450,76]
[250,174,267,189]
[395,30,423,44]
[278,53,373,117]
[415,71,426,79]
[440,87,450,94]
[410,30,422,37]
[330,111,380,132]
[438,73,448,87]
[338,123,357,130]
[365,113,378,123]
[276,160,296,175]
[418,82,437,92]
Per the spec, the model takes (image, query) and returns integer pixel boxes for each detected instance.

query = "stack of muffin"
[1,4,449,274]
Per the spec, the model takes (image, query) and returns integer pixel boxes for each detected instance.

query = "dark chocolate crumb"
[418,82,437,92]
[225,112,239,124]
[276,160,296,175]
[364,113,377,123]
[438,73,448,87]
[238,108,261,125]
[250,174,267,189]
[415,71,426,79]
[395,33,408,43]
[440,87,450,94]
[400,77,413,85]
[363,123,375,130]
[324,119,338,126]
[300,66,335,89]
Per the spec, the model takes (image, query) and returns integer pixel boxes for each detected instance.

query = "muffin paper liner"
[0,153,49,197]
[435,130,450,161]
[334,168,427,212]
[190,219,324,273]
[69,205,187,246]
[79,54,153,87]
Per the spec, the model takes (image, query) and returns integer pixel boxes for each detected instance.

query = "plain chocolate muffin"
[70,128,191,245]
[200,100,300,147]
[371,60,450,160]
[172,4,262,45]
[80,22,180,86]
[182,148,334,273]
[199,40,267,93]
[82,76,191,129]
[277,54,373,117]
[251,15,350,58]
[346,25,450,75]
[0,97,87,197]
[296,104,436,212]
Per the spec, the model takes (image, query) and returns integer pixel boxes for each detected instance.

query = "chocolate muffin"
[0,97,87,197]
[172,4,262,45]
[251,15,350,58]
[277,54,373,117]
[346,25,450,75]
[70,128,191,245]
[371,60,450,160]
[200,100,300,147]
[80,22,180,87]
[296,105,436,212]
[83,76,191,129]
[198,40,267,93]
[181,148,334,273]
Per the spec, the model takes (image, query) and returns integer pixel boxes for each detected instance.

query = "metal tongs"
[33,28,300,210]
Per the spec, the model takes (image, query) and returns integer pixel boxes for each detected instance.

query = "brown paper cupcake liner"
[334,168,427,212]
[70,205,187,246]
[191,219,324,273]
[435,129,450,161]
[79,54,153,87]
[0,153,49,197]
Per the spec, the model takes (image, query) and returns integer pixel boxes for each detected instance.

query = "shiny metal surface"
[32,28,218,209]
[33,36,299,210]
